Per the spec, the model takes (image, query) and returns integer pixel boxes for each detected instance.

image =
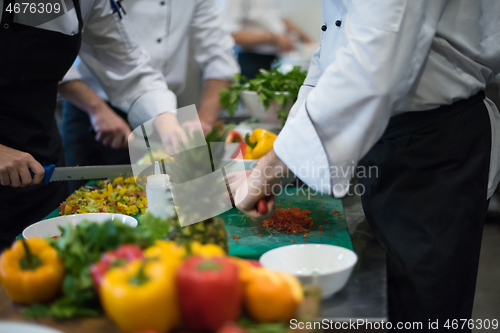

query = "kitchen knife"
[31,164,135,185]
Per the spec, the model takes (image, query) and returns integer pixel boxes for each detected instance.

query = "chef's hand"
[154,113,191,156]
[272,34,294,53]
[0,144,45,187]
[90,104,132,149]
[230,149,293,222]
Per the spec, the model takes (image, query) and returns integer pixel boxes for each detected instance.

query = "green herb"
[139,211,173,241]
[220,67,307,125]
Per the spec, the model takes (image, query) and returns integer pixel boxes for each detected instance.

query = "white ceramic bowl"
[259,244,358,299]
[23,213,138,239]
[240,90,293,125]
[0,322,64,333]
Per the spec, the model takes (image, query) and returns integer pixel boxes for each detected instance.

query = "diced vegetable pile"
[59,177,147,216]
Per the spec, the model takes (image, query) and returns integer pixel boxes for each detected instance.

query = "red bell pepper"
[176,256,243,331]
[225,130,247,159]
[225,130,243,144]
[90,244,144,292]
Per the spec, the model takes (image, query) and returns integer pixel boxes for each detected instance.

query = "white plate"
[260,244,358,299]
[0,322,64,333]
[23,213,138,239]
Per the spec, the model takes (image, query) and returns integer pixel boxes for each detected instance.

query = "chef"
[235,0,500,330]
[0,0,180,249]
[225,0,312,79]
[60,0,240,177]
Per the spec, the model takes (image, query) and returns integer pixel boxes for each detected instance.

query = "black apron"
[358,92,491,331]
[0,0,83,249]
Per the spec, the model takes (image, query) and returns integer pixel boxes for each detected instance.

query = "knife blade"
[32,164,136,185]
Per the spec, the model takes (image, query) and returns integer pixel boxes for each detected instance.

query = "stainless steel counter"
[319,194,388,322]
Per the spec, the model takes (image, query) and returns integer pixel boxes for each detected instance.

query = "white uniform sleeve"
[78,0,177,129]
[274,0,447,197]
[191,0,240,82]
[224,0,244,33]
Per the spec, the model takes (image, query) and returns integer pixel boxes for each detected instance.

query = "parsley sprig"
[220,66,307,125]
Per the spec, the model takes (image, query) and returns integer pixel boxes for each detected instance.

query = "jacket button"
[335,20,342,27]
[160,1,165,5]
[321,25,327,32]
[3,23,9,29]
[157,38,162,43]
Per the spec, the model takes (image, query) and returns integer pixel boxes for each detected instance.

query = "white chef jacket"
[224,0,286,55]
[63,0,239,129]
[274,0,500,198]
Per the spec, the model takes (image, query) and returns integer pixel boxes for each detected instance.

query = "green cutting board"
[223,191,353,260]
[32,191,353,260]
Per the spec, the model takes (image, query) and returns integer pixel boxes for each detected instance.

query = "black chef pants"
[61,100,130,193]
[358,92,491,332]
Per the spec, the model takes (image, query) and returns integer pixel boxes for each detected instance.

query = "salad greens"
[219,66,308,125]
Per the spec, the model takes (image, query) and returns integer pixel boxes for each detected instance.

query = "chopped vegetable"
[59,177,147,216]
[263,208,313,235]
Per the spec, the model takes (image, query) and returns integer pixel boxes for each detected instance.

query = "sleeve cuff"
[202,56,240,82]
[127,89,178,130]
[274,103,351,198]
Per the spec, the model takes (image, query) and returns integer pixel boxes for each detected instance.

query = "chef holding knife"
[0,0,181,250]
[235,0,500,330]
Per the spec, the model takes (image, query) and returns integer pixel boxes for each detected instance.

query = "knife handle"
[29,164,56,185]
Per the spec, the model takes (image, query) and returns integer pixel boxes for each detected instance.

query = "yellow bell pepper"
[190,241,226,258]
[244,129,277,160]
[0,238,64,304]
[101,259,179,333]
[144,241,186,269]
[244,268,303,323]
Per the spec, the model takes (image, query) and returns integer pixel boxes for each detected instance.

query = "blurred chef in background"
[60,0,239,184]
[0,0,182,249]
[234,0,500,330]
[225,0,312,79]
